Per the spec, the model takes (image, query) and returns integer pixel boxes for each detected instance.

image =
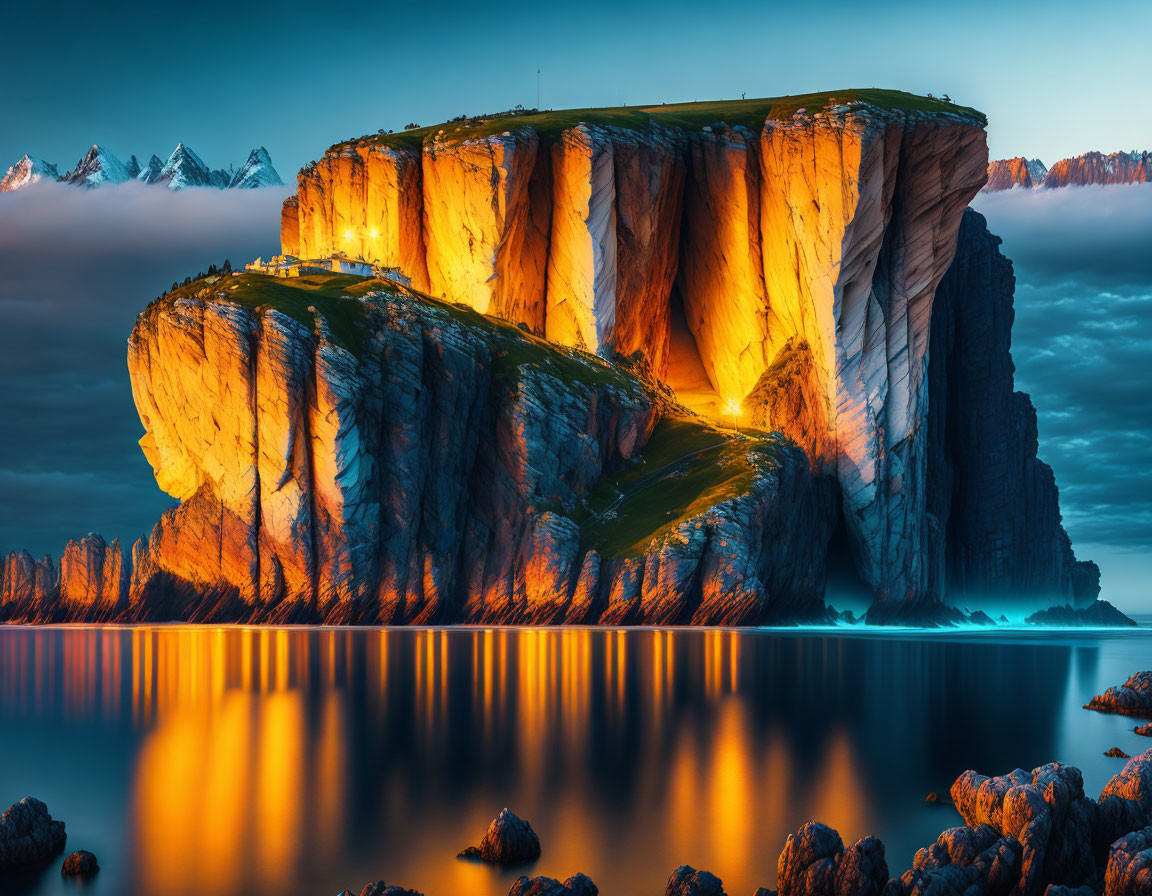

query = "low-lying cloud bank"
[0,181,288,556]
[973,184,1152,609]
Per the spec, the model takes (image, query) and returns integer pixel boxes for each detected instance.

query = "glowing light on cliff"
[342,229,353,241]
[370,228,379,239]
[726,398,742,432]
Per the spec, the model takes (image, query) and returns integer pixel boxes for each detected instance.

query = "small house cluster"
[246,254,412,286]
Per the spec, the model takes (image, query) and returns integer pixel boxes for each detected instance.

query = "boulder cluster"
[1086,672,1152,719]
[0,797,66,872]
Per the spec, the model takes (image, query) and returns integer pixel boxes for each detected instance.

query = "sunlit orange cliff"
[0,90,1099,625]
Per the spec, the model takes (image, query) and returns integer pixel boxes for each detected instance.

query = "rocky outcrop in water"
[511,874,598,896]
[459,809,542,864]
[0,551,58,620]
[351,883,424,896]
[665,865,727,896]
[59,534,126,620]
[61,850,99,878]
[1085,672,1152,719]
[922,209,1100,615]
[0,797,66,872]
[1104,826,1152,896]
[1028,601,1134,627]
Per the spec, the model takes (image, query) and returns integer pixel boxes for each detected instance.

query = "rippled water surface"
[1,624,1150,896]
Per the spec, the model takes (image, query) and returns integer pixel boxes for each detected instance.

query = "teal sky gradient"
[1,0,1149,178]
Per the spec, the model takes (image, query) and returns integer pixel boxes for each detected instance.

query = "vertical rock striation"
[926,209,1098,606]
[59,533,126,620]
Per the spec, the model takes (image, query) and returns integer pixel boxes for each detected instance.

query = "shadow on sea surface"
[1,624,1149,896]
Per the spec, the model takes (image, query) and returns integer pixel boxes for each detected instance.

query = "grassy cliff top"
[330,88,984,155]
[159,271,639,392]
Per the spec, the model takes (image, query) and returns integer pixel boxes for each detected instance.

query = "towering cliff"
[284,91,989,608]
[0,91,1097,624]
[924,210,1099,607]
[117,272,835,624]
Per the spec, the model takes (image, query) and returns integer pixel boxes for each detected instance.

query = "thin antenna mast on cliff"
[537,68,541,109]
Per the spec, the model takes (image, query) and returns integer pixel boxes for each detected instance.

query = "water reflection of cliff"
[0,628,1075,896]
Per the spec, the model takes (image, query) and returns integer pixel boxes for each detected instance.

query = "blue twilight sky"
[1,0,1150,178]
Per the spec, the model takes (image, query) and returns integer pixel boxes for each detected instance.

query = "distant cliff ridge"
[0,90,1100,625]
[982,150,1149,191]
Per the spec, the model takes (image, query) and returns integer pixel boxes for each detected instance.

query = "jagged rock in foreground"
[665,865,726,896]
[0,797,67,872]
[1105,827,1152,896]
[694,749,1152,895]
[347,883,424,896]
[1028,601,1135,627]
[1086,672,1152,719]
[459,809,541,864]
[511,873,598,896]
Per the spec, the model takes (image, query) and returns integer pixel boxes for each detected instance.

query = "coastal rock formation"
[353,883,424,896]
[1027,601,1134,626]
[982,157,1047,191]
[1086,672,1152,719]
[113,272,837,625]
[1043,150,1151,188]
[665,865,726,896]
[59,534,126,620]
[925,210,1100,610]
[734,751,1152,895]
[511,874,598,896]
[775,823,887,896]
[283,93,989,611]
[61,850,99,878]
[1104,827,1152,896]
[460,809,541,864]
[0,797,66,872]
[0,551,57,619]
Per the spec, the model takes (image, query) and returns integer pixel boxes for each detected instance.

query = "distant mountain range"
[983,150,1150,191]
[0,143,283,192]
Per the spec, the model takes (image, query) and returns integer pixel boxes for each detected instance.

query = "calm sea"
[1,624,1149,896]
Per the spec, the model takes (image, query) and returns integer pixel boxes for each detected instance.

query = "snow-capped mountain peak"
[61,144,132,188]
[229,146,284,188]
[0,155,60,192]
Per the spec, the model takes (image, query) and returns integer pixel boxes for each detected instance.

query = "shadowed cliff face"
[284,98,988,607]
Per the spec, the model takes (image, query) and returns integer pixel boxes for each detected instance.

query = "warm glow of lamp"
[725,398,742,433]
[342,229,353,240]
[369,228,379,239]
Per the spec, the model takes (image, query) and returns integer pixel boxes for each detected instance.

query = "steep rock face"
[281,195,300,256]
[284,97,987,608]
[758,107,988,605]
[0,551,57,618]
[59,534,126,620]
[0,155,59,192]
[926,209,1098,606]
[1043,150,1151,188]
[422,130,549,326]
[119,273,836,624]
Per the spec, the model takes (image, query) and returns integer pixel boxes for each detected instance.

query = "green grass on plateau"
[332,88,984,155]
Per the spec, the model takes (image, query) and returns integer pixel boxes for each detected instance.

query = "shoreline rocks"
[459,809,541,865]
[1028,600,1136,627]
[1086,671,1152,719]
[61,850,99,878]
[0,797,66,873]
[510,873,597,896]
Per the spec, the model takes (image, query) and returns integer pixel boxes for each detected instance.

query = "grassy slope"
[330,88,984,155]
[578,416,781,560]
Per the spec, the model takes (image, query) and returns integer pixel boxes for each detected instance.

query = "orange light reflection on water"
[0,626,876,896]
